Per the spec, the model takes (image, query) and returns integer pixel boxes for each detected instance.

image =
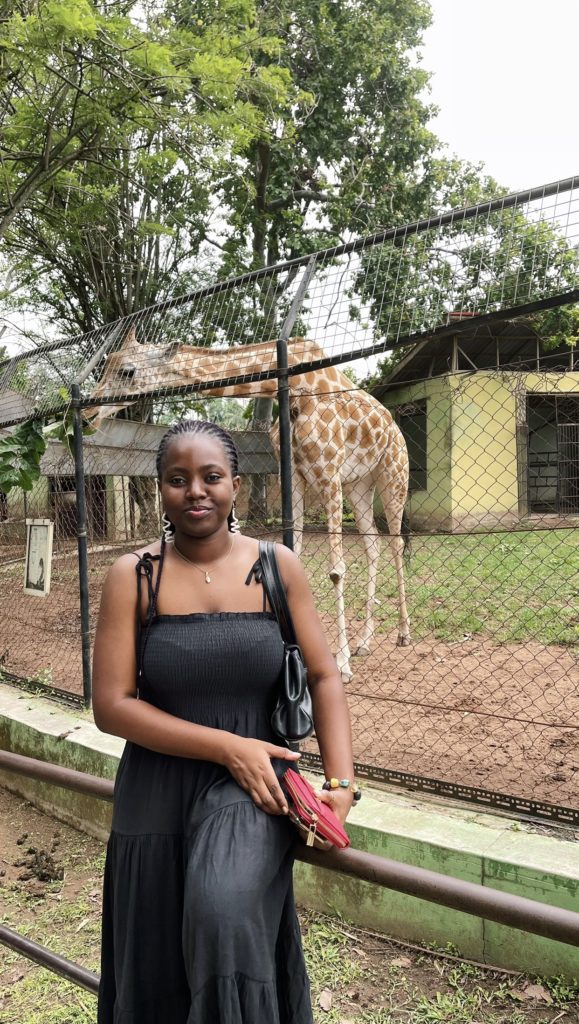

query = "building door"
[558,423,579,513]
[49,477,77,536]
[527,395,579,513]
[49,475,108,539]
[87,475,107,540]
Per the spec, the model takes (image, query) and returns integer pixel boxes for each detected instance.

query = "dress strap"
[133,543,165,687]
[133,553,157,618]
[245,555,268,612]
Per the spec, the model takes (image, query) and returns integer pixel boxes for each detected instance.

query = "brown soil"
[308,617,579,809]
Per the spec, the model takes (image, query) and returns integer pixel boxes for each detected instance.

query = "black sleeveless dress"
[97,560,313,1023]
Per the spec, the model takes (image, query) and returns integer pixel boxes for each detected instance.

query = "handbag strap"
[256,540,297,646]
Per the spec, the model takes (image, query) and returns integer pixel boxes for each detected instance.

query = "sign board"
[24,519,54,597]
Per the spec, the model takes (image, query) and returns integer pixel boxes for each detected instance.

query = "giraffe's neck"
[191,338,356,398]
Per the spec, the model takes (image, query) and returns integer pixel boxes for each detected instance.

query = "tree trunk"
[128,475,159,539]
[126,397,159,539]
[246,396,274,526]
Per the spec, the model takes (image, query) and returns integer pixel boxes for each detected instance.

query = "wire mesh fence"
[0,176,578,818]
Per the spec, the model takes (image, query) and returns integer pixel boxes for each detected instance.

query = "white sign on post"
[24,519,54,597]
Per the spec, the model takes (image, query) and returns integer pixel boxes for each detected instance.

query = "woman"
[93,419,356,1023]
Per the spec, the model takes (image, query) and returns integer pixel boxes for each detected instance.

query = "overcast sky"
[421,0,579,192]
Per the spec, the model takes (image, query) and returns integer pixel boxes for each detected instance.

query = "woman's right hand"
[222,735,300,815]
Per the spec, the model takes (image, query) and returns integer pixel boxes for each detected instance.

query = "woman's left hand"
[318,788,354,826]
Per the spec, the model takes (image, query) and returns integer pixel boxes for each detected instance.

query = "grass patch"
[3,897,579,1023]
[0,971,96,1024]
[304,529,579,646]
[300,911,579,1023]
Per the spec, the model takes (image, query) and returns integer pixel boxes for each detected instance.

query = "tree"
[353,161,579,384]
[0,0,297,531]
[1,0,187,239]
[0,0,297,332]
[196,0,441,518]
[2,0,445,521]
[214,0,437,267]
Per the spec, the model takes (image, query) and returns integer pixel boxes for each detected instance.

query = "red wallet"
[283,768,350,850]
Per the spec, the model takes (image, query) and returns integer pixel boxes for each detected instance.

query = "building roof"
[371,318,576,401]
[40,419,277,477]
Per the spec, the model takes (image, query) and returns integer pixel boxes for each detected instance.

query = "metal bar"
[0,924,99,995]
[2,286,578,433]
[2,750,579,947]
[277,257,318,549]
[299,846,579,947]
[300,752,579,827]
[0,175,576,378]
[71,384,92,709]
[0,750,114,800]
[1,175,577,381]
[0,670,86,708]
[73,322,126,387]
[74,287,579,407]
[0,338,87,373]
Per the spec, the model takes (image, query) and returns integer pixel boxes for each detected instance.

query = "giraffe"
[85,329,411,679]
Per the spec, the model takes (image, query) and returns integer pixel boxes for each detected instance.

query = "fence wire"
[0,175,578,427]
[0,176,578,819]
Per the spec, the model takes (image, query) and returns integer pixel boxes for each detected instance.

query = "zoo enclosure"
[0,175,578,823]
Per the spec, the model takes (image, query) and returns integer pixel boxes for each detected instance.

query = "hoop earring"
[161,512,175,543]
[229,502,240,534]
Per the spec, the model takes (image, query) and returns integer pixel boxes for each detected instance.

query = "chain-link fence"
[0,176,578,819]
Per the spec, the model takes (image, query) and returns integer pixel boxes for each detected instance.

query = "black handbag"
[257,540,314,743]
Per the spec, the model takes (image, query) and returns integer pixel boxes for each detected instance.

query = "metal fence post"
[276,257,318,550]
[71,384,92,708]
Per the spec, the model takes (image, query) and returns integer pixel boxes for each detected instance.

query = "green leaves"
[41,0,99,39]
[0,420,46,494]
[0,0,270,246]
[0,0,298,330]
[0,406,99,495]
[216,0,439,277]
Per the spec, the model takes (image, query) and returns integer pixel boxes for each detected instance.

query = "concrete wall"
[526,371,579,397]
[449,373,520,530]
[381,377,453,532]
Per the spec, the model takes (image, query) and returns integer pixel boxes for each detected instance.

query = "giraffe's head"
[84,327,185,427]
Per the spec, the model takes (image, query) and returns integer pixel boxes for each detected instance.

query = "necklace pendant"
[205,573,211,584]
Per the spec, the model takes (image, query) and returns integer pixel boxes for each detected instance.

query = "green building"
[372,320,579,533]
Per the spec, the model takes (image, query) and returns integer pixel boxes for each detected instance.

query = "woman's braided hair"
[156,419,240,536]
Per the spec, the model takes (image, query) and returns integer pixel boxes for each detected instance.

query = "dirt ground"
[1,540,578,810]
[313,618,579,809]
[1,787,578,1024]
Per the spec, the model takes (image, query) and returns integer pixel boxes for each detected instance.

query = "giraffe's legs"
[376,474,411,647]
[326,476,352,681]
[344,479,381,657]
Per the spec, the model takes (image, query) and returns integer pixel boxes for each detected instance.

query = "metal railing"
[1,748,579,984]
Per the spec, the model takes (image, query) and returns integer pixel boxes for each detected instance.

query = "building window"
[395,401,427,491]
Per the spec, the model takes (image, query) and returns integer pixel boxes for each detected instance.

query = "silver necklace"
[172,535,236,583]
